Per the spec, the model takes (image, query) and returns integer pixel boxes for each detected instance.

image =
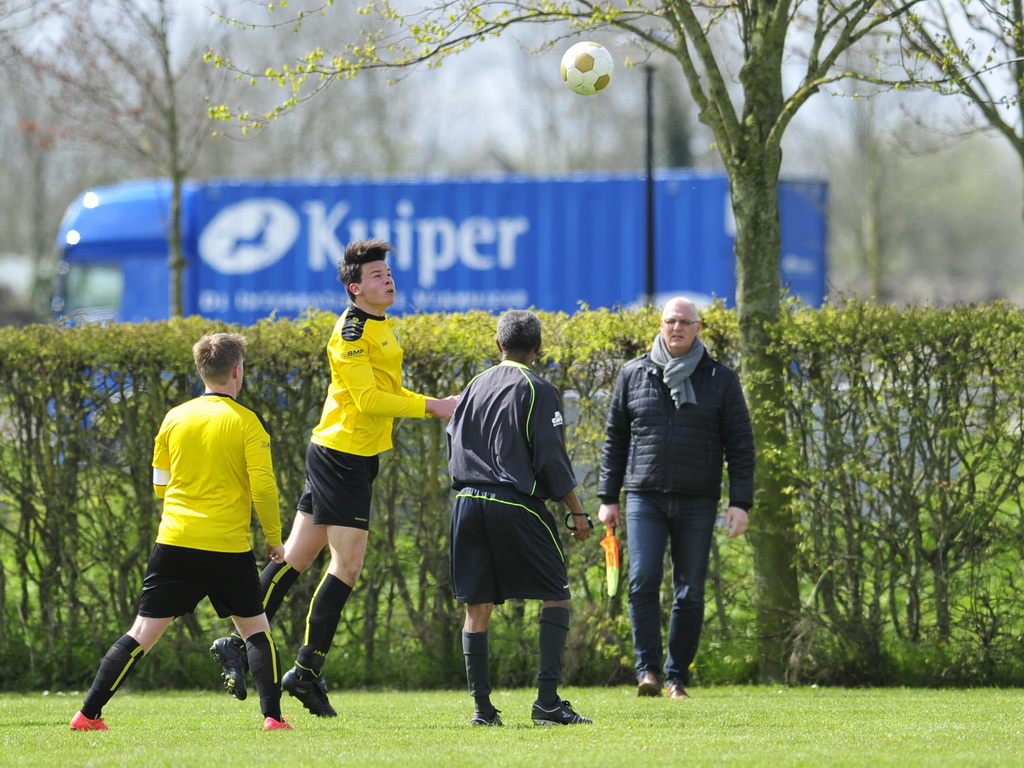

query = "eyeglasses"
[661,318,700,327]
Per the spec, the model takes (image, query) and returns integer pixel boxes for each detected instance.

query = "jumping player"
[210,240,457,717]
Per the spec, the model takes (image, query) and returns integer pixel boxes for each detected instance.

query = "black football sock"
[463,630,493,713]
[537,606,570,707]
[260,561,301,623]
[294,573,352,675]
[246,630,282,721]
[81,634,145,719]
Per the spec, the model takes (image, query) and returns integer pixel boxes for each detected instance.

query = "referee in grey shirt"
[447,309,593,728]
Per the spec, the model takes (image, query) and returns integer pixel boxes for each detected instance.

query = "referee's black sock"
[463,630,493,714]
[81,634,144,719]
[246,630,282,721]
[295,573,352,674]
[260,561,301,623]
[537,606,570,707]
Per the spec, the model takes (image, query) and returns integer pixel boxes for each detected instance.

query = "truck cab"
[54,180,195,323]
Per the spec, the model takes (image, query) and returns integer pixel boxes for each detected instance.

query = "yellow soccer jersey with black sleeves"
[152,393,282,553]
[311,305,428,457]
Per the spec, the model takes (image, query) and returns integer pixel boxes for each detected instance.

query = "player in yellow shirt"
[210,240,458,716]
[71,333,292,732]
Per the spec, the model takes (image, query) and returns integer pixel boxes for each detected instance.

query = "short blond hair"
[192,333,246,385]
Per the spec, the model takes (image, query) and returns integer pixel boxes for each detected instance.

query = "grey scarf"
[649,334,705,407]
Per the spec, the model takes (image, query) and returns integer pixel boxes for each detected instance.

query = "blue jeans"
[626,492,718,686]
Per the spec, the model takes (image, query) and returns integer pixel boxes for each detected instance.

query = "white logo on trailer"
[198,199,300,275]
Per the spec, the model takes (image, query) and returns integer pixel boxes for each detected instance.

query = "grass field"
[3,685,1022,767]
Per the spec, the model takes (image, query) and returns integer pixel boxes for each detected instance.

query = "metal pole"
[644,64,655,307]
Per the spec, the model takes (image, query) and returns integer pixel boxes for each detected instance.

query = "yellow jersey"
[311,305,428,457]
[152,393,282,553]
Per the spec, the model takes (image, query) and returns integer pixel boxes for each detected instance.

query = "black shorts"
[449,485,570,605]
[137,543,264,619]
[296,442,379,530]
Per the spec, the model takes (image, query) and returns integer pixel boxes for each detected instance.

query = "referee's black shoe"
[282,667,337,718]
[531,698,592,725]
[470,708,503,726]
[210,635,248,701]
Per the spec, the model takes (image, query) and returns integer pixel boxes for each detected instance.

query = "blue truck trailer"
[54,171,827,323]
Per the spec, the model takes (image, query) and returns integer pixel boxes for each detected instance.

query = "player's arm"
[424,395,458,419]
[151,417,171,498]
[152,467,170,498]
[333,335,428,418]
[244,419,283,548]
[400,384,458,419]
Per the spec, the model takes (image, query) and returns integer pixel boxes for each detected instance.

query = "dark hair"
[497,310,542,355]
[193,332,246,385]
[338,239,395,301]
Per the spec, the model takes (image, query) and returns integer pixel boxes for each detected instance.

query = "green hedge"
[1,303,1022,691]
[776,301,1024,684]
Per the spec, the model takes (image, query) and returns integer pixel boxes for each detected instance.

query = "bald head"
[662,297,698,320]
[659,297,702,357]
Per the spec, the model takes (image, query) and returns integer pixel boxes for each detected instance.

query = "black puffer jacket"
[597,349,755,509]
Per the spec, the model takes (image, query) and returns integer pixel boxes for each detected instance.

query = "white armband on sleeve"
[153,467,171,486]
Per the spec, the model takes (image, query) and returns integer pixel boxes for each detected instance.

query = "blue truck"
[54,171,827,323]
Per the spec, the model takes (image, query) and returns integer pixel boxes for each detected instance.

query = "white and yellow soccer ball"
[560,41,613,96]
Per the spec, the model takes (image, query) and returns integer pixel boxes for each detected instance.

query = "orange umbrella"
[599,526,621,597]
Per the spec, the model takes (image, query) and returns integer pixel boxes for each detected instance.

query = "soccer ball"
[560,42,613,96]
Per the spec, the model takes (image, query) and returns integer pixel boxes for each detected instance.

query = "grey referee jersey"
[447,360,578,501]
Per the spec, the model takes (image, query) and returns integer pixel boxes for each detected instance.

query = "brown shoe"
[666,682,690,699]
[637,672,662,697]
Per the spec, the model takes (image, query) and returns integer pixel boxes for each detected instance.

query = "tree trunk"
[161,0,186,319]
[167,162,186,316]
[730,157,802,683]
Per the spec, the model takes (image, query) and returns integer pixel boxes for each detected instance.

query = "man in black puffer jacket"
[598,296,754,700]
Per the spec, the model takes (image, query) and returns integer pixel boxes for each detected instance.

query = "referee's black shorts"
[449,484,570,605]
[137,543,264,619]
[295,442,379,530]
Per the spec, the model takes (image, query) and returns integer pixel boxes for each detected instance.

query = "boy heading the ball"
[70,332,292,732]
[210,239,458,717]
